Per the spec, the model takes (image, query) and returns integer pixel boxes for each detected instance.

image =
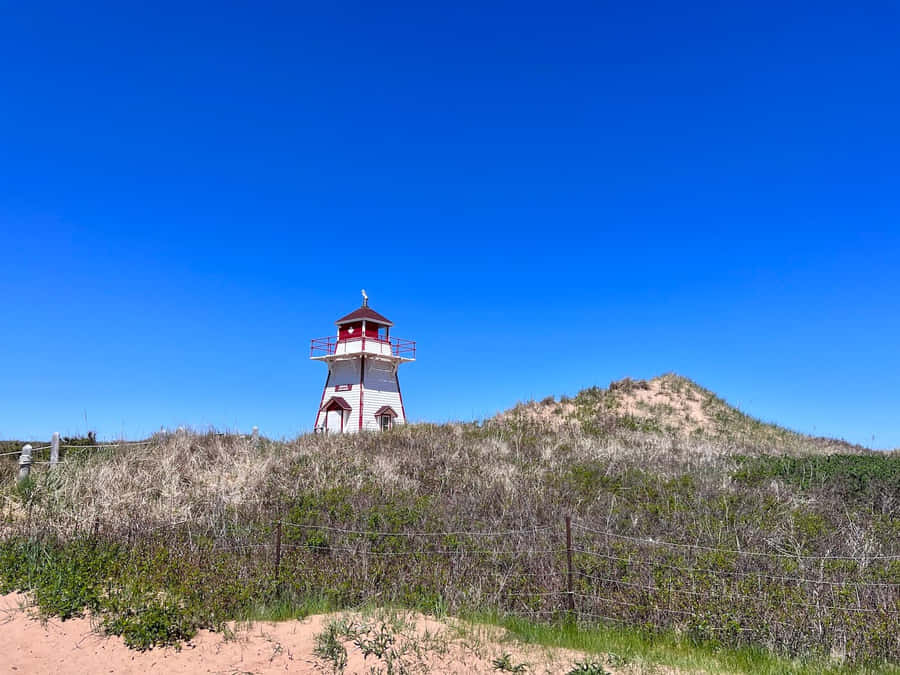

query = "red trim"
[358,356,365,431]
[314,370,330,428]
[395,372,407,423]
[310,335,415,359]
[321,396,352,412]
[373,406,398,418]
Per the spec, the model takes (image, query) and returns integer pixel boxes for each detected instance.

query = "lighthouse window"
[380,415,392,431]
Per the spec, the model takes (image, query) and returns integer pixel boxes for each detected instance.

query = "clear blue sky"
[2,2,898,447]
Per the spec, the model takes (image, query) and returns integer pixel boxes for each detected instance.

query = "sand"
[0,593,616,674]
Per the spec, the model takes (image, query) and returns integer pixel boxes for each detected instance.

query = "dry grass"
[8,425,739,537]
[0,375,897,664]
[501,374,869,456]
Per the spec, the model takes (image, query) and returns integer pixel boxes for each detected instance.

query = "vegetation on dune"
[0,375,898,672]
[514,374,871,455]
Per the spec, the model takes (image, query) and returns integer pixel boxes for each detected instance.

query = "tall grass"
[0,383,897,664]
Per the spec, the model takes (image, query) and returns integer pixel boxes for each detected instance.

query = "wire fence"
[572,522,900,561]
[2,431,254,468]
[230,513,899,662]
[3,434,898,660]
[1,436,164,471]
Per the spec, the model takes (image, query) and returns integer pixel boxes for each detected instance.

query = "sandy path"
[0,593,606,674]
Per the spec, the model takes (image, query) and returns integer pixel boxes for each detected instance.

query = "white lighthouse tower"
[311,292,416,433]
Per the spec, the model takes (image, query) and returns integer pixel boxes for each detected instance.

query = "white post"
[251,426,259,442]
[50,432,60,468]
[17,445,33,483]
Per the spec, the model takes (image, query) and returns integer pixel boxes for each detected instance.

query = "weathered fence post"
[274,520,282,579]
[565,515,575,616]
[17,444,33,483]
[50,432,60,468]
[252,426,260,443]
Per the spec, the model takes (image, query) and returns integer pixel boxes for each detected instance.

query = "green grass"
[466,612,900,675]
[1,411,898,664]
[235,589,339,622]
[733,454,900,503]
[1,531,897,672]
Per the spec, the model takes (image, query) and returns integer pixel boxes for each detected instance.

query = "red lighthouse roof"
[334,305,393,326]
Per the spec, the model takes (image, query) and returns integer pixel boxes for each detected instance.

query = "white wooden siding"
[315,360,363,430]
[362,360,405,430]
[315,356,408,433]
[333,339,396,359]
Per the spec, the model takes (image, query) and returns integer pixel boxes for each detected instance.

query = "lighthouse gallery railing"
[310,336,416,359]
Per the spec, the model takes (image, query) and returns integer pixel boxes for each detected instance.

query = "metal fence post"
[274,520,282,579]
[17,445,33,483]
[566,515,575,616]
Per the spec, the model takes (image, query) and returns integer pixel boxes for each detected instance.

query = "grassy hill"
[0,376,898,671]
[503,373,870,455]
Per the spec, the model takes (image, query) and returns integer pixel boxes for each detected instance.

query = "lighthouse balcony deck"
[310,336,416,361]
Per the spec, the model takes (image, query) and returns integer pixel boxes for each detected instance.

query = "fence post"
[50,432,60,468]
[17,445,33,483]
[252,426,260,443]
[565,515,575,616]
[274,520,282,579]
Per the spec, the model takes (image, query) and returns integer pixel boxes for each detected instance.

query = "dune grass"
[0,376,898,666]
[466,612,900,675]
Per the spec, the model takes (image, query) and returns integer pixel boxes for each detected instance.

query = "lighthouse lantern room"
[311,291,415,433]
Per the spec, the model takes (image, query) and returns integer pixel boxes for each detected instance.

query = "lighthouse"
[310,292,416,433]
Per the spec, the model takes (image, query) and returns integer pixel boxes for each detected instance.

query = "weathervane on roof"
[361,289,368,307]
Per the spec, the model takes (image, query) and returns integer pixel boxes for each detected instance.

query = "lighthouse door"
[325,408,344,433]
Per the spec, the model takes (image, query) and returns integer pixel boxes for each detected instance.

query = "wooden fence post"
[50,432,60,468]
[274,520,282,579]
[565,515,575,616]
[17,445,33,483]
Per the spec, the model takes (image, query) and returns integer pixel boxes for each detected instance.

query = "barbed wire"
[574,609,773,632]
[60,441,152,450]
[575,572,899,613]
[575,594,839,629]
[0,445,52,457]
[212,541,566,557]
[274,520,554,538]
[574,592,697,616]
[573,522,900,561]
[572,548,900,588]
[285,544,566,556]
[1,441,151,457]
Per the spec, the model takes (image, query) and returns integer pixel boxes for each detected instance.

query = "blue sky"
[2,2,898,447]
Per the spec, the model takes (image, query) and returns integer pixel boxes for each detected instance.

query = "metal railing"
[310,335,416,359]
